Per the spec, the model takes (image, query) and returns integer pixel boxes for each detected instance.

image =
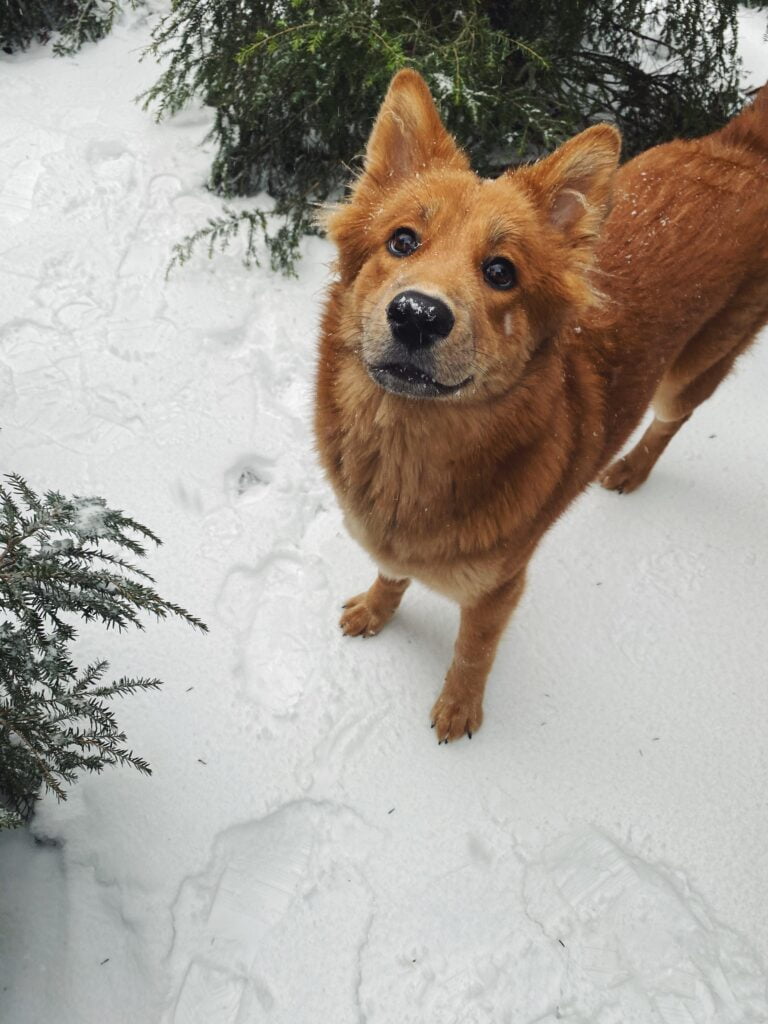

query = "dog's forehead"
[386,167,478,215]
[376,169,532,253]
[387,168,536,239]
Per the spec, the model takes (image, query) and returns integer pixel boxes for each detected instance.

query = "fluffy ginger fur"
[315,70,768,742]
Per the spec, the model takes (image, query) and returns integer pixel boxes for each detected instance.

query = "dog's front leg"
[431,569,527,743]
[340,573,411,637]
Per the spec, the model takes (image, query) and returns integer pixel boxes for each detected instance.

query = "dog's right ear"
[359,69,469,189]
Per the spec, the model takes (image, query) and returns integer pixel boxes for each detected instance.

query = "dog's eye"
[483,258,517,290]
[387,227,420,257]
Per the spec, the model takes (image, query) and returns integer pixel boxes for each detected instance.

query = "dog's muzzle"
[366,290,470,398]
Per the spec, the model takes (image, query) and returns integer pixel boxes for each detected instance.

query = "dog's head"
[326,70,620,402]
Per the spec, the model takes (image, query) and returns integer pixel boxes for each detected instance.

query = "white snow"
[738,7,768,90]
[1,9,768,1024]
[71,497,109,537]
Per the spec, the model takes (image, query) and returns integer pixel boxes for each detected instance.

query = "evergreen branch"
[0,474,207,828]
[140,0,743,276]
[0,709,67,801]
[0,1,143,56]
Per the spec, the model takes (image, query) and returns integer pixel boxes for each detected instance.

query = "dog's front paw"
[430,692,483,744]
[339,594,387,637]
[339,575,409,638]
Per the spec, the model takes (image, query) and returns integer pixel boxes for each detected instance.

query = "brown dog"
[314,70,768,743]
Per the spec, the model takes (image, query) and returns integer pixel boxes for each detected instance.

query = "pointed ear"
[361,69,469,188]
[518,124,621,238]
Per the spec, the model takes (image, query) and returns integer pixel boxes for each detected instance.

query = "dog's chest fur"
[316,336,603,601]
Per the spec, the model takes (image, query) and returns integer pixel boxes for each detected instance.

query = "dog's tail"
[717,82,768,155]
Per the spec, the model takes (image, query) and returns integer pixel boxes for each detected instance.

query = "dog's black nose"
[387,290,455,349]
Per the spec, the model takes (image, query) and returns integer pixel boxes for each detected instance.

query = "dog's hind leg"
[599,413,692,494]
[601,274,768,495]
[340,573,410,637]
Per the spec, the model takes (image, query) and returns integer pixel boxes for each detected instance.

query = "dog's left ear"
[360,69,469,188]
[517,124,621,240]
[326,71,468,281]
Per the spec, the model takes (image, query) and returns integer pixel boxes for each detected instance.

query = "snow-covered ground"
[1,9,768,1024]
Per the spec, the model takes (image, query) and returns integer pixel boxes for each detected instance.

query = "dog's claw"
[431,693,483,744]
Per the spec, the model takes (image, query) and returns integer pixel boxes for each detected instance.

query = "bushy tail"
[718,82,768,154]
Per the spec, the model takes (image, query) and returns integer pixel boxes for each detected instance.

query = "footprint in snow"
[523,827,768,1023]
[163,801,376,1024]
[225,454,275,500]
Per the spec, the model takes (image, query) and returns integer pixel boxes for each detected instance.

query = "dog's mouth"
[368,362,472,398]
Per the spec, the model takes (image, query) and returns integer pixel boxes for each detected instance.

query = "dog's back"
[593,84,768,464]
[596,84,768,489]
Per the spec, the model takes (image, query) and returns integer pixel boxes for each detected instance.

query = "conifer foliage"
[0,475,207,830]
[0,0,138,56]
[142,0,744,273]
